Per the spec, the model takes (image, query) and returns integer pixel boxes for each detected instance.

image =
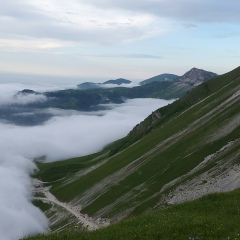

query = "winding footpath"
[32,179,105,231]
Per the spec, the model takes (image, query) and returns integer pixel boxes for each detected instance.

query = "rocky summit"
[179,67,218,86]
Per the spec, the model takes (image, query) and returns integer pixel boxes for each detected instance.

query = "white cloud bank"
[0,98,174,161]
[0,84,174,239]
[0,83,78,105]
[0,153,49,240]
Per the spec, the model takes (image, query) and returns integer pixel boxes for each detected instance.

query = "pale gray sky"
[0,0,239,83]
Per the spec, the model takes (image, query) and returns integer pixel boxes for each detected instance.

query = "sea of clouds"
[0,83,174,240]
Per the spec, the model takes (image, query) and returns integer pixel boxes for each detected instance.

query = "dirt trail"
[32,179,109,231]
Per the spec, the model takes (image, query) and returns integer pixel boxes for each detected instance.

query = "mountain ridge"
[103,78,131,85]
[77,78,131,90]
[179,67,218,85]
[32,66,240,232]
[17,67,217,111]
[77,68,217,90]
[139,73,179,85]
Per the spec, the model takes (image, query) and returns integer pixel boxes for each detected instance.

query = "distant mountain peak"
[140,73,179,85]
[77,82,101,90]
[103,78,131,85]
[180,68,218,85]
[190,67,201,70]
[17,89,41,95]
[77,78,132,90]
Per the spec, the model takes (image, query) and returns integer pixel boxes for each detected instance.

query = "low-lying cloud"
[0,83,65,106]
[0,152,49,240]
[91,82,140,89]
[0,83,174,239]
[1,98,174,161]
[0,83,77,106]
[11,93,47,105]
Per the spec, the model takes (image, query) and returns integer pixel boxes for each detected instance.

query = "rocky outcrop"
[179,67,218,86]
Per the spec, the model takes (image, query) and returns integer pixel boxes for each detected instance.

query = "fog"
[0,84,174,239]
[0,83,78,105]
[85,82,140,89]
[0,152,49,240]
[0,82,140,106]
[0,98,173,161]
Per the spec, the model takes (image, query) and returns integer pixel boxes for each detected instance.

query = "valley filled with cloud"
[0,83,173,239]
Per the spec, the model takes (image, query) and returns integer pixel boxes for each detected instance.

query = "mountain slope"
[140,73,178,85]
[34,66,240,230]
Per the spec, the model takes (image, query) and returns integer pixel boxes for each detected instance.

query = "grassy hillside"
[24,189,240,240]
[139,73,179,85]
[111,66,240,153]
[39,81,184,110]
[34,66,240,231]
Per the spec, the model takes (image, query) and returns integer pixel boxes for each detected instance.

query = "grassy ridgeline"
[23,189,240,240]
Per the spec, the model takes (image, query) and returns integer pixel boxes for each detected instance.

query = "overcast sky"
[0,0,240,83]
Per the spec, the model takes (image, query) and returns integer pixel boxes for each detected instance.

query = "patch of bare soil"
[32,179,110,231]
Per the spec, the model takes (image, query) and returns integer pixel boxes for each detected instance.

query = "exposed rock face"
[151,110,162,124]
[179,68,218,86]
[127,110,162,139]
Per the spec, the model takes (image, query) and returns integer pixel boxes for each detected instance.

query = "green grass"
[23,189,240,240]
[34,138,123,187]
[32,200,52,212]
[34,151,108,186]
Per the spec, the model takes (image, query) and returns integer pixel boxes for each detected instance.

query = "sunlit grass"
[23,189,240,240]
